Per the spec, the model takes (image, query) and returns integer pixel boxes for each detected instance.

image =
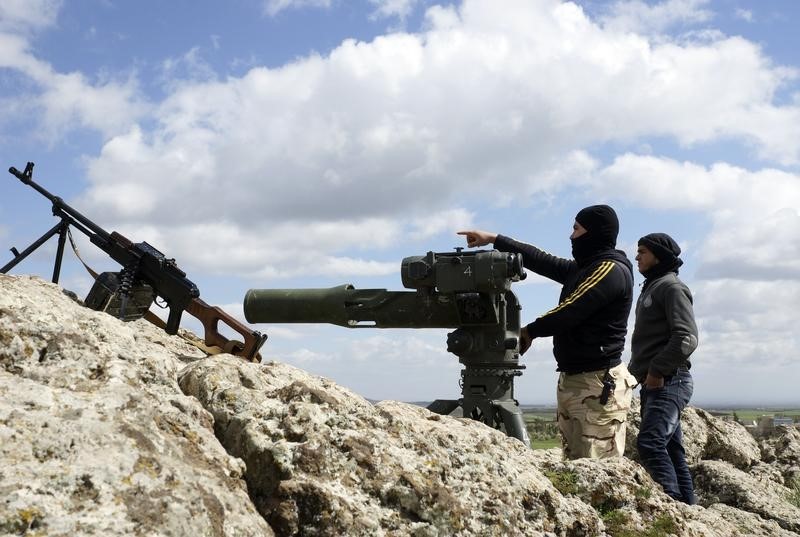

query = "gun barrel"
[244,285,356,326]
[244,285,466,328]
[8,163,111,241]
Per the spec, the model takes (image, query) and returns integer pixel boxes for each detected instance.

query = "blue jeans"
[637,369,695,504]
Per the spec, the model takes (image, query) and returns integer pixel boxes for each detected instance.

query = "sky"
[1,0,799,407]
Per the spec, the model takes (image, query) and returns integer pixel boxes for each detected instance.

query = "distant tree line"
[525,417,559,442]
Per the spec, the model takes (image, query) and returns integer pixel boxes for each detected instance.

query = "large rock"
[692,408,761,468]
[693,459,800,532]
[0,275,273,536]
[760,426,800,485]
[177,356,602,536]
[625,398,761,469]
[535,455,799,537]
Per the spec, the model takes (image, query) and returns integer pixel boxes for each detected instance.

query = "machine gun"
[2,161,267,361]
[243,249,531,444]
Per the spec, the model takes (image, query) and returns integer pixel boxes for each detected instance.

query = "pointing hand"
[457,230,497,248]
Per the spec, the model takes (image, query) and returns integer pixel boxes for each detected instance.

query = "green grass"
[598,513,677,537]
[788,479,800,508]
[544,469,579,495]
[600,509,630,536]
[648,514,678,536]
[523,412,557,422]
[530,438,561,450]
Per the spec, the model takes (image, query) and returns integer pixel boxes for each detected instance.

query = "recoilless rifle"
[244,249,531,444]
[2,161,267,361]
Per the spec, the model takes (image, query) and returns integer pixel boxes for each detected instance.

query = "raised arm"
[457,230,497,248]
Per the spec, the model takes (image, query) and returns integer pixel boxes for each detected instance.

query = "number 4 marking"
[464,266,472,276]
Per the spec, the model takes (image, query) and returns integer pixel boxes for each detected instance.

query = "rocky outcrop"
[178,356,602,536]
[0,275,273,536]
[626,398,762,469]
[1,274,799,536]
[534,454,800,537]
[760,426,800,485]
[693,460,800,532]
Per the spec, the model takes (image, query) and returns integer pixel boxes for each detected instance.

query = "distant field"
[521,407,556,420]
[521,406,800,422]
[530,438,561,450]
[412,404,799,450]
[523,412,557,421]
[522,409,559,450]
[709,408,800,422]
[520,406,800,449]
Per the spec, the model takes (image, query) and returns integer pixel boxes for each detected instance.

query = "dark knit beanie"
[638,233,681,264]
[575,205,619,245]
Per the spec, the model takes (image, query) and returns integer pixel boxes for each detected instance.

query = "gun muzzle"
[243,285,355,326]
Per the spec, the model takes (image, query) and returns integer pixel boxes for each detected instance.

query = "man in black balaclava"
[570,205,620,263]
[458,205,637,459]
[628,233,698,504]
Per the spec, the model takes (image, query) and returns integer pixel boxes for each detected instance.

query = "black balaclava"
[638,232,683,280]
[571,204,619,264]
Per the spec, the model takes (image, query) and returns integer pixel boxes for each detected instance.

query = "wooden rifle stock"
[145,298,266,362]
[187,298,266,361]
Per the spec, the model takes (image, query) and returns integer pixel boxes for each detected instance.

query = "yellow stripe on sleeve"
[539,261,615,318]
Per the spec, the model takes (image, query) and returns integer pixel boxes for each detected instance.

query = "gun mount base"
[426,363,530,446]
[427,399,460,415]
[427,396,529,446]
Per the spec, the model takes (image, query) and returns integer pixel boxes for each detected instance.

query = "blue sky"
[1,0,799,406]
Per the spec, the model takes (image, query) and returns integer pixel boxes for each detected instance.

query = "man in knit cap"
[458,205,637,459]
[628,233,698,504]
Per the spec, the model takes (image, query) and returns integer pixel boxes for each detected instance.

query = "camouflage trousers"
[556,363,636,460]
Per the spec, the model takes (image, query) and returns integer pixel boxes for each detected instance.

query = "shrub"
[544,469,579,495]
[788,478,800,508]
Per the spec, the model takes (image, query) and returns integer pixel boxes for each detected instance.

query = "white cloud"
[694,279,800,359]
[698,208,800,280]
[0,0,62,32]
[262,0,332,17]
[595,154,800,214]
[687,278,800,404]
[262,325,309,340]
[599,0,713,35]
[369,0,420,21]
[733,8,753,23]
[347,333,452,365]
[289,332,461,400]
[158,47,218,87]
[409,208,474,240]
[0,2,147,141]
[313,256,399,278]
[589,154,800,279]
[278,347,335,363]
[11,0,800,282]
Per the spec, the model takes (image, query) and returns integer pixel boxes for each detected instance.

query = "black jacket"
[495,235,634,373]
[628,272,698,381]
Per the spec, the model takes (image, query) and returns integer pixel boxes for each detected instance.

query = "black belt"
[563,367,608,376]
[561,359,621,376]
